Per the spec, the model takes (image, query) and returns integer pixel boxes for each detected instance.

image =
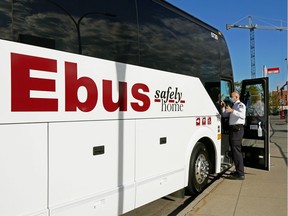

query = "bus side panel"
[135,118,193,207]
[49,120,135,215]
[0,124,48,216]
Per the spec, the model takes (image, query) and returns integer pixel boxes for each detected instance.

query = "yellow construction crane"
[226,16,288,78]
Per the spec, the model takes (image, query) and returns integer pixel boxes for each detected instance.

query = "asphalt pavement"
[179,115,288,216]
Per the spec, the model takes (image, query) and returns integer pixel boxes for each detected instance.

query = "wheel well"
[198,137,216,173]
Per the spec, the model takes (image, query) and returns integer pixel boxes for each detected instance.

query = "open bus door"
[240,77,270,170]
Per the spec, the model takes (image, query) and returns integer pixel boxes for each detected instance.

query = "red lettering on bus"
[11,53,58,111]
[10,53,151,113]
[103,80,127,112]
[65,62,98,112]
[131,83,150,112]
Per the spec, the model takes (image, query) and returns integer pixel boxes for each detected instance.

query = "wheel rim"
[194,153,210,185]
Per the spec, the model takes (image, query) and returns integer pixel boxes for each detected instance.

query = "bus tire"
[188,142,211,195]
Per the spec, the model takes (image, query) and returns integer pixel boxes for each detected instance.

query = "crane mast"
[248,16,256,78]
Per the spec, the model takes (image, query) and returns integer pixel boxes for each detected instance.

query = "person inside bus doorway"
[221,91,246,180]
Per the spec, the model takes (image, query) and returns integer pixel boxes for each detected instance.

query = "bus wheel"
[188,142,211,195]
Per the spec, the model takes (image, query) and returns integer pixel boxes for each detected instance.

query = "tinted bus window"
[0,1,12,41]
[219,36,233,80]
[137,0,221,82]
[10,0,139,65]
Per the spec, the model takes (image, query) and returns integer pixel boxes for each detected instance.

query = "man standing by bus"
[222,91,246,180]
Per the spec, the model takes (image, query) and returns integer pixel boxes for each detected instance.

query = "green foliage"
[234,81,241,93]
[269,92,280,113]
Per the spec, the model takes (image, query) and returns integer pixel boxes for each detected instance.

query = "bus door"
[220,80,233,164]
[240,77,270,170]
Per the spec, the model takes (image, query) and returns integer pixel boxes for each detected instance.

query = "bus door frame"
[240,77,270,170]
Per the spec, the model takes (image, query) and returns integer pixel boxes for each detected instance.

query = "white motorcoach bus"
[0,0,269,215]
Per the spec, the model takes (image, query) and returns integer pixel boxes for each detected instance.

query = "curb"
[178,174,226,216]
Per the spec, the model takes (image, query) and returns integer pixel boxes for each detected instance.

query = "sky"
[166,0,287,92]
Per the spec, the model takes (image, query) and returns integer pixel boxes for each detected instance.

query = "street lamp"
[47,0,116,54]
[75,12,116,54]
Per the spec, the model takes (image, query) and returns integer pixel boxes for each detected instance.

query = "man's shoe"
[229,171,238,176]
[228,174,245,180]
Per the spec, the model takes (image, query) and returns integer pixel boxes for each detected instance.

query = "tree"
[234,81,241,93]
[269,92,279,114]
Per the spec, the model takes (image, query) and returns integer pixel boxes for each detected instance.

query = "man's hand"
[225,105,233,113]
